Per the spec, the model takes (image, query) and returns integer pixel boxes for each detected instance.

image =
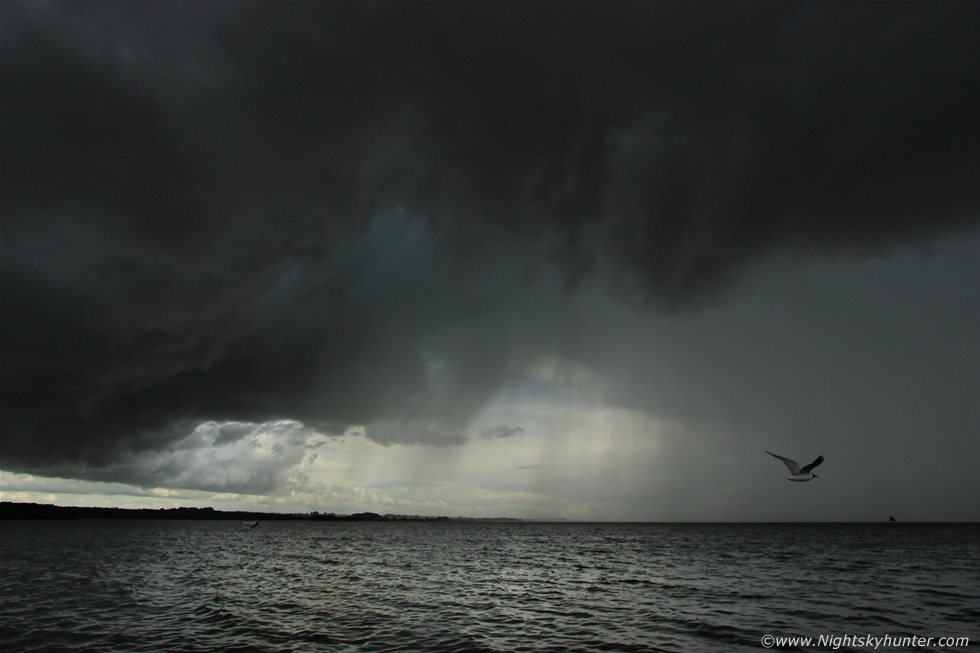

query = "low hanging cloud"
[365,420,467,448]
[83,420,322,495]
[1,1,979,487]
[478,425,526,441]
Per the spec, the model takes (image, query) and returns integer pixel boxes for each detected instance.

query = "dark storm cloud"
[2,1,979,478]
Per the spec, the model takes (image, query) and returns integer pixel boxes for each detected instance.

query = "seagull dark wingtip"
[800,455,824,474]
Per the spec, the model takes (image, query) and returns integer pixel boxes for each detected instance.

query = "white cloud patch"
[120,420,320,494]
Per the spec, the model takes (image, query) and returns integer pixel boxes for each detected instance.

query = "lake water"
[1,521,976,652]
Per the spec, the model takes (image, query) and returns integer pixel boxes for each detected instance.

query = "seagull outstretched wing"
[765,451,801,475]
[800,455,824,474]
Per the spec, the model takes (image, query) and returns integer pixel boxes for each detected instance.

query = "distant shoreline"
[3,503,975,523]
[0,501,523,522]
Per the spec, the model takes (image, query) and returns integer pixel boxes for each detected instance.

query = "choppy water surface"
[1,521,977,652]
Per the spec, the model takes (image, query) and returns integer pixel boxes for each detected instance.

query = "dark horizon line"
[2,502,976,524]
[0,501,514,522]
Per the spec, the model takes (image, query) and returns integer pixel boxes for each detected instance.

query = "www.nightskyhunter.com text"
[760,633,969,649]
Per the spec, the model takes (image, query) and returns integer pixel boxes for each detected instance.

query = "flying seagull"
[766,451,824,482]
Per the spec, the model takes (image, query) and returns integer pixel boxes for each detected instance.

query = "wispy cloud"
[479,425,526,440]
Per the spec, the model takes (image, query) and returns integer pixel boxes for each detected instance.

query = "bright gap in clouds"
[0,373,671,520]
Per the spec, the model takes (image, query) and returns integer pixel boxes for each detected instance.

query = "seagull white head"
[766,451,824,482]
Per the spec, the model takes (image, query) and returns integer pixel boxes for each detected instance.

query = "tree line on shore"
[0,502,519,522]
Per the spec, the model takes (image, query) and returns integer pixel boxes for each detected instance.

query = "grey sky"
[2,1,978,520]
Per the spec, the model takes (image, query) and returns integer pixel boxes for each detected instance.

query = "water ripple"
[1,522,977,652]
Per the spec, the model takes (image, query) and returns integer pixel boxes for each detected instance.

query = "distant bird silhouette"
[250,521,259,528]
[889,516,897,522]
[766,451,824,482]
